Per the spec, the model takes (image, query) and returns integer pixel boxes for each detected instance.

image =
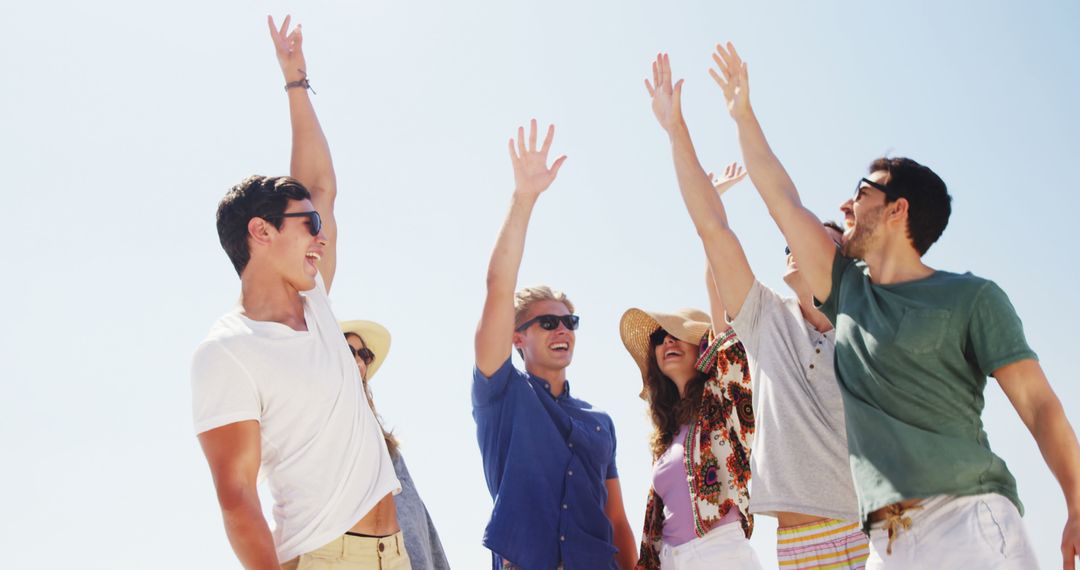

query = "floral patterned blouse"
[635,328,755,569]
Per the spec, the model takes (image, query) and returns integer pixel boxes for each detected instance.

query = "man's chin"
[548,352,573,368]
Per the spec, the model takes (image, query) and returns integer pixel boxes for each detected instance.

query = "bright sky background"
[3,0,1078,568]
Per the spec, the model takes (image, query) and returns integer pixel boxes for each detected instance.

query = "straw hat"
[339,320,391,381]
[619,307,712,398]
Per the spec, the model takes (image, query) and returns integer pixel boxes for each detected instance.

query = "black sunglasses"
[515,314,580,333]
[349,345,376,365]
[649,327,672,346]
[855,177,899,201]
[264,211,323,236]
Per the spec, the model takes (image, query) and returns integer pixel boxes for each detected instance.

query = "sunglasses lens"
[564,315,580,330]
[309,212,322,236]
[784,246,791,256]
[360,348,375,364]
[537,316,559,330]
[649,328,668,346]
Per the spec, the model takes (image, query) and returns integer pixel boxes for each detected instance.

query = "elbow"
[214,478,258,514]
[695,220,727,240]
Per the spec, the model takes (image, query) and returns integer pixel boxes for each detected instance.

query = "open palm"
[645,53,684,132]
[509,119,567,198]
[710,162,747,197]
[709,42,751,119]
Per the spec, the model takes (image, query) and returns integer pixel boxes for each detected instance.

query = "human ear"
[248,217,274,246]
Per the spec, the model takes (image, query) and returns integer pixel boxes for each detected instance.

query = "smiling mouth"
[549,342,570,352]
[663,349,683,359]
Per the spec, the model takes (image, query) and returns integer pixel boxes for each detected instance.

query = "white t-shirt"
[191,273,400,563]
[728,280,859,522]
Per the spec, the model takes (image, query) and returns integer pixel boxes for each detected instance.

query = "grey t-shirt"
[392,452,451,570]
[728,280,860,522]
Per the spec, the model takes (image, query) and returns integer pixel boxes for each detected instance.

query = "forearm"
[486,194,537,292]
[287,86,336,197]
[1030,398,1080,516]
[221,496,279,569]
[668,123,729,233]
[475,193,537,371]
[732,109,801,219]
[614,522,637,570]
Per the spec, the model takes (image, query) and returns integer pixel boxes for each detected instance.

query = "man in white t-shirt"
[190,16,406,569]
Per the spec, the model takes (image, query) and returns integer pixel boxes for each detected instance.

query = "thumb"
[550,155,568,177]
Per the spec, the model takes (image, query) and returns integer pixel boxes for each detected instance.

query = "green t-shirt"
[817,251,1036,522]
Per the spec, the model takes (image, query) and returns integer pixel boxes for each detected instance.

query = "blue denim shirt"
[472,358,620,570]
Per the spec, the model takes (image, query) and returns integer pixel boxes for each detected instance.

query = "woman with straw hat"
[619,301,759,570]
[341,320,451,570]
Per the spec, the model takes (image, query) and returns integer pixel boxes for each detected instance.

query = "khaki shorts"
[281,532,411,570]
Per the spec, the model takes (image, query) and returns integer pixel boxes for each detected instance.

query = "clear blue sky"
[2,0,1078,567]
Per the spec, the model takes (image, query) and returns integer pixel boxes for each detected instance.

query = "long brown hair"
[345,332,400,457]
[644,329,708,459]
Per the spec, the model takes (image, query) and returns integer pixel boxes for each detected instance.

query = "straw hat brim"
[339,320,391,381]
[619,307,712,399]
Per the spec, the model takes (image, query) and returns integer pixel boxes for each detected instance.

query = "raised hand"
[709,42,751,120]
[267,15,307,83]
[644,53,685,133]
[508,119,567,198]
[708,162,748,197]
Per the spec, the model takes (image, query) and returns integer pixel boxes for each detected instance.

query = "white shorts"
[658,522,762,570]
[865,493,1038,569]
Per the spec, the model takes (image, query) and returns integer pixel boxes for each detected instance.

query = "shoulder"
[193,312,250,364]
[925,270,1003,306]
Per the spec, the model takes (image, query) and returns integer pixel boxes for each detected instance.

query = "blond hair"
[514,285,575,328]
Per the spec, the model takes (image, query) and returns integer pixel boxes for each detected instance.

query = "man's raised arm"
[474,120,567,377]
[710,42,836,302]
[269,15,339,291]
[645,53,755,320]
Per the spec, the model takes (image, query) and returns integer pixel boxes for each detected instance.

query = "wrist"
[511,189,542,203]
[665,120,690,138]
[732,106,756,124]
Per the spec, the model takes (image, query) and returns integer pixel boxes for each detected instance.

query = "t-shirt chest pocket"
[570,418,613,467]
[893,308,951,354]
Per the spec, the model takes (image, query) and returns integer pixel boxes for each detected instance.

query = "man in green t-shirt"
[708,42,1080,568]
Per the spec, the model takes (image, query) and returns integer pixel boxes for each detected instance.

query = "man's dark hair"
[869,157,951,256]
[216,175,311,276]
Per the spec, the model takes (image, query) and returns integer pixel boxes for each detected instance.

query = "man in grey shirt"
[645,52,868,568]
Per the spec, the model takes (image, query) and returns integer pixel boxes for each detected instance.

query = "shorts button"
[378,543,385,552]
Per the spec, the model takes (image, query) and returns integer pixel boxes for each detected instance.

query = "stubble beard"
[841,206,883,260]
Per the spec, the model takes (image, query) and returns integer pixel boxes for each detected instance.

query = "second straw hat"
[339,320,391,380]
